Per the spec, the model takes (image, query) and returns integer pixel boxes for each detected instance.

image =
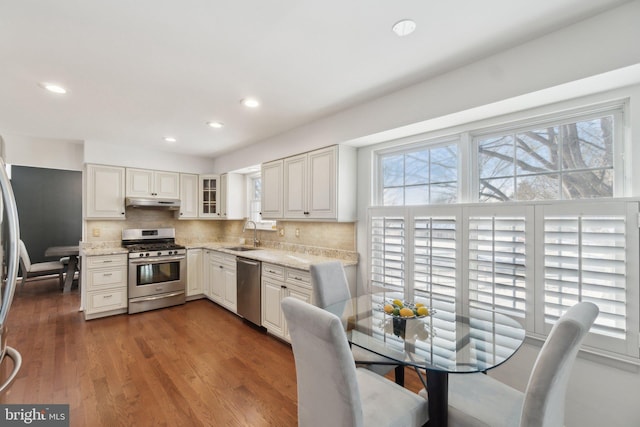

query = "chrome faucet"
[243,220,259,247]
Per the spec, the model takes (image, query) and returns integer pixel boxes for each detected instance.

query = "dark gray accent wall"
[12,166,82,264]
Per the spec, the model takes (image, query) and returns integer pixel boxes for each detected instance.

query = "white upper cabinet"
[284,154,307,219]
[126,168,180,199]
[85,164,126,219]
[278,145,356,221]
[220,173,245,219]
[179,173,199,219]
[261,160,283,219]
[308,147,339,218]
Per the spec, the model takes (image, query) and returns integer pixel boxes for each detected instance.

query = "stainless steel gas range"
[122,228,186,314]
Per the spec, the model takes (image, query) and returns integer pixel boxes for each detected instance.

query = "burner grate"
[125,243,185,252]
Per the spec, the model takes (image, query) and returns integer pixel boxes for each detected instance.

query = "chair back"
[281,296,364,427]
[520,302,599,427]
[18,240,31,272]
[310,261,351,309]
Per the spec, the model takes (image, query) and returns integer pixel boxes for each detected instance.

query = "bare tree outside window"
[478,116,614,202]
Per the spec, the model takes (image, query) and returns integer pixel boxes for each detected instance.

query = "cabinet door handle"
[103,294,113,299]
[103,273,113,276]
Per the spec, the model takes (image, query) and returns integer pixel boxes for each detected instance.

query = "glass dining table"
[324,292,526,427]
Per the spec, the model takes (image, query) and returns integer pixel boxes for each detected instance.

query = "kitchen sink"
[224,246,259,252]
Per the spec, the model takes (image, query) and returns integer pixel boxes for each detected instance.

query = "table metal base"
[425,370,448,427]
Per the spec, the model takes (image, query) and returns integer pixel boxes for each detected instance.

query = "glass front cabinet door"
[199,175,220,217]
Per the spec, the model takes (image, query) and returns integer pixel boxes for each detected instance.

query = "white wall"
[2,134,84,171]
[0,135,216,174]
[83,140,215,173]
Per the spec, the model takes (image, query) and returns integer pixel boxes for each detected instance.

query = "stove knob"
[139,253,144,258]
[145,253,150,257]
[157,252,162,256]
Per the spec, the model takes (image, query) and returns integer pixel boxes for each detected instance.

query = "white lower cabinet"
[82,254,128,320]
[261,262,311,342]
[205,250,237,313]
[187,248,204,299]
[262,278,285,336]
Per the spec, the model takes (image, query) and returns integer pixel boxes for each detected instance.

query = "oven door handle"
[129,291,185,302]
[130,255,186,264]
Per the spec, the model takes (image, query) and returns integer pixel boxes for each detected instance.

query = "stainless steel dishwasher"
[237,257,262,326]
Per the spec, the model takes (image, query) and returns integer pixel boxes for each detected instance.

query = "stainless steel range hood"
[125,197,181,210]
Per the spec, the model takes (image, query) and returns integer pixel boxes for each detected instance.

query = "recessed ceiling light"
[392,19,416,37]
[241,98,260,108]
[39,82,67,94]
[207,121,224,129]
[164,136,177,143]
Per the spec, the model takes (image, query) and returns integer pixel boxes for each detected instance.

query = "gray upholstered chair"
[18,240,65,289]
[419,301,598,427]
[310,261,403,383]
[281,296,429,427]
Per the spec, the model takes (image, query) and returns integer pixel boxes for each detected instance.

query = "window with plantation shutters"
[468,215,527,320]
[368,201,639,360]
[369,100,638,361]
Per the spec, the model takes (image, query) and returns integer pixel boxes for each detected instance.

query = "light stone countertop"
[80,245,129,257]
[185,242,358,271]
[80,241,357,271]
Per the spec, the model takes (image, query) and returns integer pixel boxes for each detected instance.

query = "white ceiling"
[0,0,630,158]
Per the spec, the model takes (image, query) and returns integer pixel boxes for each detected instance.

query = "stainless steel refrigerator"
[0,137,22,394]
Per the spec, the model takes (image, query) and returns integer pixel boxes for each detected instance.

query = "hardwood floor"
[1,278,425,426]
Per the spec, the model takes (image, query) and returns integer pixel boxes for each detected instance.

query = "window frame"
[368,99,637,362]
[375,135,462,206]
[470,104,625,202]
[374,100,626,206]
[246,172,277,231]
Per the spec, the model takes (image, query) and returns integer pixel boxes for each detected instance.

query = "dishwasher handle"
[237,258,260,267]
